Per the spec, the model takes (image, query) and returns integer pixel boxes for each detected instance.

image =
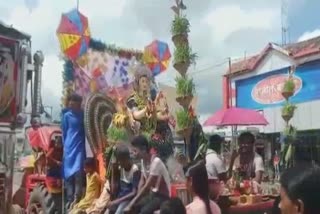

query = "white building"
[223,36,320,135]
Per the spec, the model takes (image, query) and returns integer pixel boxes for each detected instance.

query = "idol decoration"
[120,63,174,158]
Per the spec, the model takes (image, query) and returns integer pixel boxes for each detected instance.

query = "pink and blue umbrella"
[143,40,171,76]
[56,8,91,60]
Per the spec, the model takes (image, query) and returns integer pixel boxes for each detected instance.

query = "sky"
[1,0,320,123]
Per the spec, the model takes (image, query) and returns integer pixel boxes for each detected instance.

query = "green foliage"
[284,125,297,139]
[281,102,296,116]
[141,132,152,141]
[175,75,195,97]
[284,143,295,168]
[173,44,197,64]
[107,126,129,142]
[282,79,295,92]
[171,15,190,35]
[176,109,193,129]
[194,142,207,161]
[104,146,116,179]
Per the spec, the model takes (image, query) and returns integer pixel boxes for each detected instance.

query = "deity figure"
[126,64,173,157]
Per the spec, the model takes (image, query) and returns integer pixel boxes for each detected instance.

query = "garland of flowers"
[61,59,75,107]
[134,92,157,133]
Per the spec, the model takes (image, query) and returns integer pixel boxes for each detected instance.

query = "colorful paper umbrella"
[56,8,90,60]
[143,40,171,76]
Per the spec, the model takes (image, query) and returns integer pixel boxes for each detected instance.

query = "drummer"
[230,132,264,184]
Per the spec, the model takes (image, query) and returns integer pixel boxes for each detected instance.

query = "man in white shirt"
[206,135,227,181]
[124,135,170,214]
[206,135,227,200]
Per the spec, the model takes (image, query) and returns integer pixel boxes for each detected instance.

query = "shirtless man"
[230,132,264,184]
[124,135,170,214]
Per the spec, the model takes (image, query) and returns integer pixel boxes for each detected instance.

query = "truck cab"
[0,20,44,213]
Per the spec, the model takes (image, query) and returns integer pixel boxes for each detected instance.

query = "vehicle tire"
[27,184,62,214]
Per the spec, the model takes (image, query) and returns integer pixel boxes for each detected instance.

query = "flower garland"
[133,92,157,133]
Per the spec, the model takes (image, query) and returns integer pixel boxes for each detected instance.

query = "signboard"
[251,74,302,105]
[236,60,320,109]
[0,37,17,123]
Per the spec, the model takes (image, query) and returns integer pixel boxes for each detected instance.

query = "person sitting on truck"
[33,147,45,174]
[86,179,111,214]
[123,135,171,214]
[46,137,63,178]
[69,158,101,214]
[106,144,140,214]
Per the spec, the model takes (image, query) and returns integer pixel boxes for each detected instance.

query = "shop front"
[235,60,320,134]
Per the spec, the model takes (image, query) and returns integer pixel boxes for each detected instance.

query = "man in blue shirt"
[62,94,86,208]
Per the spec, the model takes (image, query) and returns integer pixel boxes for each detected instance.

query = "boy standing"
[62,93,86,207]
[124,135,171,214]
[107,144,140,214]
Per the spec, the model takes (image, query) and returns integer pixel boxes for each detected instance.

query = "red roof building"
[226,36,320,77]
[222,36,320,133]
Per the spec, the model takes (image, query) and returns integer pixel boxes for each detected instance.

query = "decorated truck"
[57,9,176,180]
[0,20,45,213]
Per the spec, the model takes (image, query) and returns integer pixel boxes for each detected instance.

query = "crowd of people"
[60,93,320,214]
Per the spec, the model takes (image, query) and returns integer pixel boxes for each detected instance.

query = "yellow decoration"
[143,50,158,63]
[162,59,170,69]
[84,28,90,37]
[76,54,89,67]
[58,33,81,52]
[90,80,98,92]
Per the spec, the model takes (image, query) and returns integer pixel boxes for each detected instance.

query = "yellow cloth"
[0,83,13,109]
[70,172,101,214]
[86,180,111,214]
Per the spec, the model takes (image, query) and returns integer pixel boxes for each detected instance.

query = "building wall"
[229,50,320,133]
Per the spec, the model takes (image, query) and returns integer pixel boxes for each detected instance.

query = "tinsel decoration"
[61,60,75,107]
[89,39,143,61]
[63,60,74,82]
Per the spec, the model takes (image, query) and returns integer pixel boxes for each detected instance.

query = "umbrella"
[143,40,171,76]
[56,8,90,60]
[203,107,268,126]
